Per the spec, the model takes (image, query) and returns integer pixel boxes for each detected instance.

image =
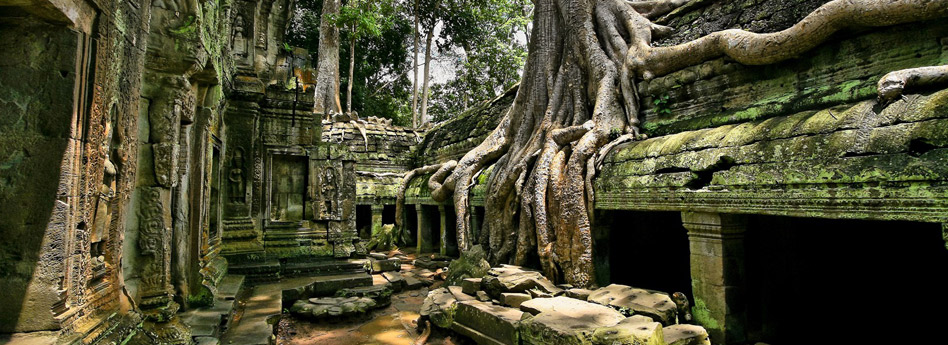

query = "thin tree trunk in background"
[348,33,355,114]
[420,27,434,124]
[313,0,342,117]
[412,0,420,128]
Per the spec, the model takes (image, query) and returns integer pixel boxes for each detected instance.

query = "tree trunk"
[347,33,355,114]
[313,0,342,117]
[411,0,948,288]
[412,0,420,128]
[420,27,434,125]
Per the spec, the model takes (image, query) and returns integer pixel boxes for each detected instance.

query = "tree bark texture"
[314,0,343,116]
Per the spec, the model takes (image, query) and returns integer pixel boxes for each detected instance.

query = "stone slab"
[519,297,626,345]
[421,287,459,328]
[663,324,712,345]
[382,271,407,292]
[587,284,678,325]
[591,315,664,345]
[218,275,245,300]
[461,277,482,295]
[482,265,562,299]
[500,292,531,308]
[448,285,477,302]
[452,300,526,345]
[565,288,593,301]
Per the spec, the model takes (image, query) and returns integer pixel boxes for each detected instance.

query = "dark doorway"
[608,211,692,299]
[404,204,417,246]
[744,216,948,344]
[382,204,396,225]
[356,205,371,239]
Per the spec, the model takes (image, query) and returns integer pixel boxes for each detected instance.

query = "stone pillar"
[438,205,449,255]
[371,204,384,238]
[681,212,747,345]
[416,205,433,253]
[470,206,482,244]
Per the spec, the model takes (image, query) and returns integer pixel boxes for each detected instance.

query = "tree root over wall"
[397,0,948,288]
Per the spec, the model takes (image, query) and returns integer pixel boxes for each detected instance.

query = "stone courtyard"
[3,1,948,345]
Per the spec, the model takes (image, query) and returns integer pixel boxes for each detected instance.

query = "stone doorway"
[269,155,309,222]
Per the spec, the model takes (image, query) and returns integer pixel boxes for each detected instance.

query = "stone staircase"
[179,275,246,345]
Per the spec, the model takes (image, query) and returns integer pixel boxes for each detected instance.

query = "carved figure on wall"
[233,15,248,57]
[229,148,246,204]
[319,167,338,218]
[91,106,122,273]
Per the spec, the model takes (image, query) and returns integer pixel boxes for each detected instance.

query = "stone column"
[681,212,748,345]
[416,205,433,253]
[370,204,384,239]
[438,205,448,255]
[470,206,482,243]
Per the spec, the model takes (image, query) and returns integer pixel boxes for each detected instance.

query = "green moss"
[691,297,719,331]
[187,286,215,308]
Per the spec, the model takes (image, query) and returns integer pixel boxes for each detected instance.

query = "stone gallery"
[1,0,948,344]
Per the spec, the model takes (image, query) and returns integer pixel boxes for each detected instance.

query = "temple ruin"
[2,0,948,344]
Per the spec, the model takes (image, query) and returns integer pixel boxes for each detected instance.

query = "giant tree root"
[395,0,948,288]
[878,65,948,103]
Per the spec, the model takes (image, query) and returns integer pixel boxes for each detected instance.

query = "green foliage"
[428,0,532,122]
[653,94,673,115]
[288,0,413,125]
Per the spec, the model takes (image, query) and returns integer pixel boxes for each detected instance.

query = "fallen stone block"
[481,265,562,299]
[591,315,664,345]
[382,271,407,292]
[404,274,425,290]
[500,293,531,308]
[565,288,593,301]
[461,277,482,295]
[476,291,491,302]
[368,258,401,273]
[448,285,477,301]
[519,297,626,345]
[663,324,711,345]
[452,300,526,345]
[368,252,388,260]
[420,287,459,329]
[587,284,677,325]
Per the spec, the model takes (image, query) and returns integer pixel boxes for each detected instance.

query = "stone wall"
[322,118,421,204]
[0,1,149,342]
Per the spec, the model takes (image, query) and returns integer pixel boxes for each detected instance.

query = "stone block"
[461,277,482,295]
[663,324,712,345]
[519,297,626,345]
[448,285,477,301]
[565,288,593,301]
[382,271,407,292]
[591,315,664,345]
[476,291,491,302]
[420,288,459,329]
[481,265,562,299]
[368,258,401,273]
[587,284,678,325]
[452,300,526,345]
[368,252,388,260]
[500,293,531,308]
